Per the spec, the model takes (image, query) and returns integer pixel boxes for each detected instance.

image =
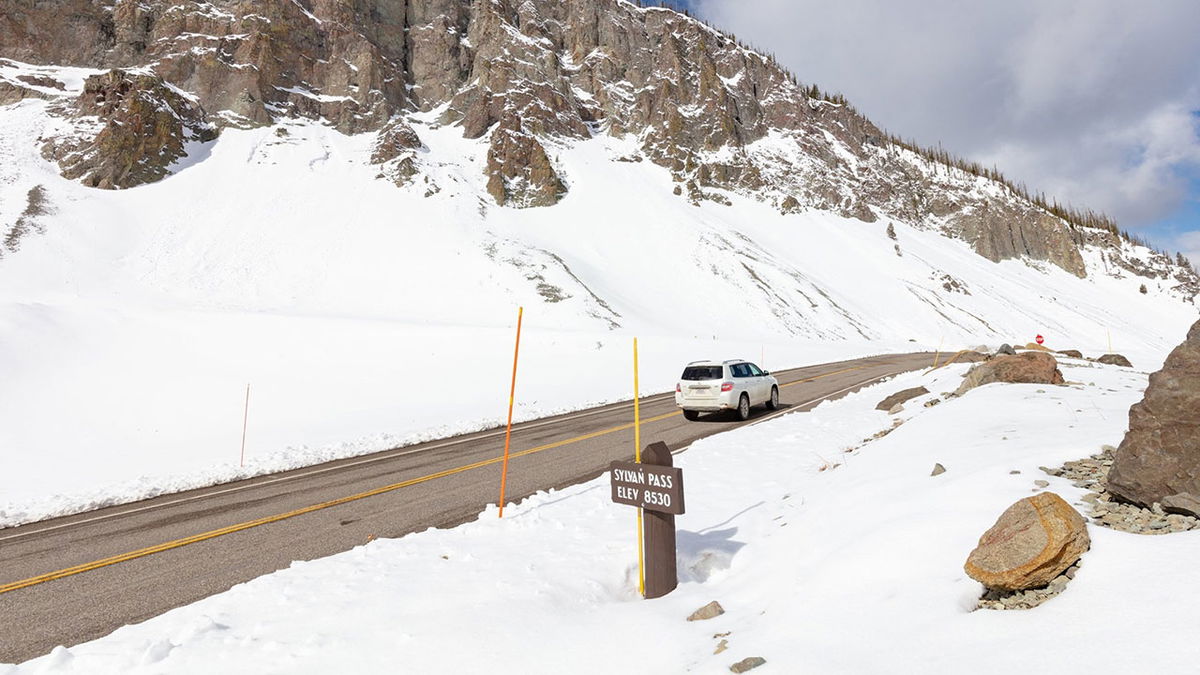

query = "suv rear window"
[681,366,723,381]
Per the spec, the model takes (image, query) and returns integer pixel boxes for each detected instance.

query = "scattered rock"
[1097,353,1134,368]
[1057,349,1084,358]
[955,351,989,363]
[956,352,1065,396]
[876,386,929,411]
[996,344,1017,356]
[888,403,904,415]
[687,601,725,622]
[1108,320,1200,512]
[931,463,946,476]
[976,562,1080,610]
[1056,447,1200,534]
[730,657,767,673]
[714,639,729,655]
[1034,480,1049,488]
[964,492,1089,592]
[923,398,942,408]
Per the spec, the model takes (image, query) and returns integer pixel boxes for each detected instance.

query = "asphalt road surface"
[0,351,935,663]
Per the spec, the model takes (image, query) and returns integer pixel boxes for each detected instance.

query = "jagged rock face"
[42,70,216,189]
[1107,320,1200,514]
[0,0,1195,285]
[485,118,567,208]
[370,118,424,187]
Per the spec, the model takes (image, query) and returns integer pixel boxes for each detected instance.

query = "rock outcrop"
[956,352,1065,395]
[41,70,216,189]
[1107,320,1200,515]
[965,492,1090,592]
[1057,349,1083,358]
[1,0,1198,290]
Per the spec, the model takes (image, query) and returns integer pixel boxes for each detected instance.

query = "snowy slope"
[0,66,1197,526]
[9,359,1199,673]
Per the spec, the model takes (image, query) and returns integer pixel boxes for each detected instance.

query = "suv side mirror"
[762,370,770,375]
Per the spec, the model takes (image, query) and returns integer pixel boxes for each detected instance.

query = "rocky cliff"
[1,0,1197,291]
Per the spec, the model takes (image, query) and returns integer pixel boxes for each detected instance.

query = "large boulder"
[875,386,929,411]
[965,492,1090,591]
[956,352,1065,395]
[1097,353,1133,368]
[1057,349,1084,358]
[1107,320,1200,515]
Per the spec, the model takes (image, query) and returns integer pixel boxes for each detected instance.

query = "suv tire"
[683,409,700,421]
[766,386,779,410]
[736,393,751,421]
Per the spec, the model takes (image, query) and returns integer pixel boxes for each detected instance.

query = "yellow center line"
[0,365,869,595]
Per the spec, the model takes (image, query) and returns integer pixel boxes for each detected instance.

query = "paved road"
[0,352,934,663]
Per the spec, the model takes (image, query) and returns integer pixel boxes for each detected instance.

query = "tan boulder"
[1024,342,1053,352]
[965,492,1089,591]
[956,351,1065,395]
[1097,353,1133,368]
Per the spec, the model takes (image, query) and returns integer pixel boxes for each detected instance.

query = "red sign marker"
[1036,334,1045,345]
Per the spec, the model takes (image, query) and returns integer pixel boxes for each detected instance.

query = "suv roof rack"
[723,359,746,364]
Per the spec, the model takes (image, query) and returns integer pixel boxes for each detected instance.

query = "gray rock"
[1108,320,1200,510]
[687,601,725,621]
[1161,493,1200,518]
[1034,480,1049,488]
[931,463,946,476]
[997,344,1017,356]
[730,657,767,673]
[875,386,929,411]
[1097,353,1134,368]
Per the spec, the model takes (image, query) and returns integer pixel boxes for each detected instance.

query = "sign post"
[611,441,683,599]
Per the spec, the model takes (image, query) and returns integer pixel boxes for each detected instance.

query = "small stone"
[931,463,946,476]
[730,657,767,673]
[688,601,725,622]
[714,639,729,655]
[1010,470,1021,474]
[1034,480,1050,488]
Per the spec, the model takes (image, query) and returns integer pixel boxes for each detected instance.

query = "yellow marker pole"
[1107,329,1113,354]
[634,337,645,597]
[497,306,523,518]
[932,335,944,368]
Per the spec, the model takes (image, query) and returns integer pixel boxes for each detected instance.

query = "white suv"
[675,360,780,421]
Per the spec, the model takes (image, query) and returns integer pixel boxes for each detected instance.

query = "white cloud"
[1178,231,1200,269]
[694,0,1200,229]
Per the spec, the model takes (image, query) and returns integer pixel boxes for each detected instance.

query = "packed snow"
[1,72,1196,528]
[8,357,1199,673]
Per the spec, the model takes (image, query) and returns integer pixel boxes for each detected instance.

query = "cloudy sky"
[682,0,1200,265]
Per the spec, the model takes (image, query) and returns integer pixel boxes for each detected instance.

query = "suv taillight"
[676,383,681,393]
[721,382,734,392]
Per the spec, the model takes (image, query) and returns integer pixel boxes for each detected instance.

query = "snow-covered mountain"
[0,0,1197,523]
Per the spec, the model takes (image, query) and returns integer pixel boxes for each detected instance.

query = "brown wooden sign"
[610,460,685,515]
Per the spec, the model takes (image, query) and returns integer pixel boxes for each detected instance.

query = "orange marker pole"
[239,383,250,468]
[634,337,645,596]
[497,307,524,518]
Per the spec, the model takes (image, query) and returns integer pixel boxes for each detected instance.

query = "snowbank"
[10,358,1200,673]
